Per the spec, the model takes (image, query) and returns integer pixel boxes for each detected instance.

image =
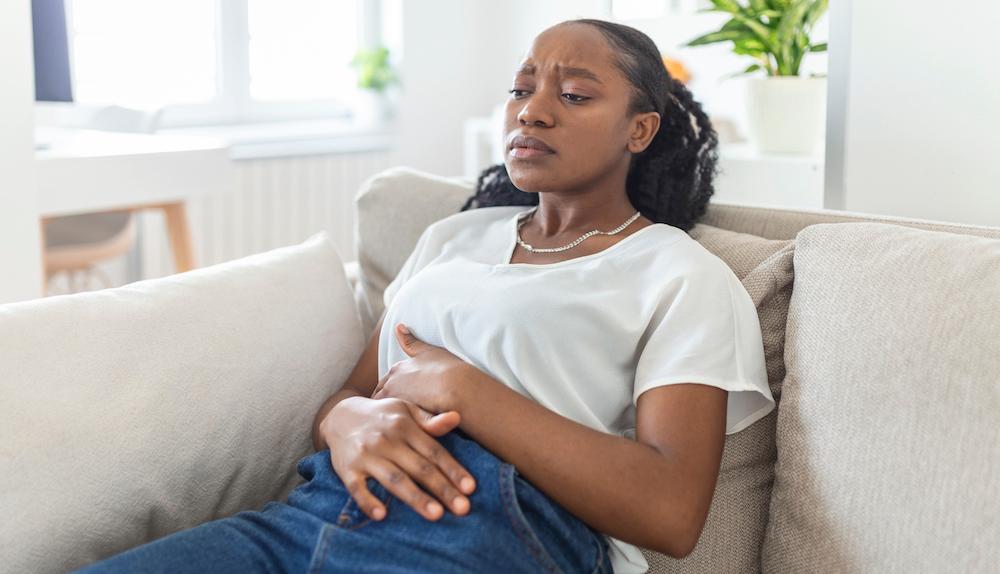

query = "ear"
[627,111,661,154]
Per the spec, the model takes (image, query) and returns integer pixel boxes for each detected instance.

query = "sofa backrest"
[354,166,1000,337]
[700,200,1000,241]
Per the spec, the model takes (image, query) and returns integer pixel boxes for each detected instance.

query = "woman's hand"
[319,394,477,523]
[371,323,471,413]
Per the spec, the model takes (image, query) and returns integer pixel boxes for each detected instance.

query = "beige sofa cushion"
[0,233,365,574]
[353,165,473,336]
[642,224,794,574]
[761,222,1000,573]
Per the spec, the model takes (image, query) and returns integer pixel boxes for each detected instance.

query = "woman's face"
[503,23,656,195]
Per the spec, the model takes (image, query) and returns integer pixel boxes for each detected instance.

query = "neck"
[526,199,638,239]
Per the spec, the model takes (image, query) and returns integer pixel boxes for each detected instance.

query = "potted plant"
[349,46,401,127]
[685,0,828,154]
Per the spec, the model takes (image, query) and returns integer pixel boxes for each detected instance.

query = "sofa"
[2,166,998,574]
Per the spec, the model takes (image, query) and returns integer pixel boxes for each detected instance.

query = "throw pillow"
[761,222,1000,572]
[0,233,366,574]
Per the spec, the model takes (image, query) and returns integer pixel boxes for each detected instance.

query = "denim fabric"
[73,428,613,573]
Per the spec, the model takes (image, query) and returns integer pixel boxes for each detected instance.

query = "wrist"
[312,386,367,451]
[448,364,484,413]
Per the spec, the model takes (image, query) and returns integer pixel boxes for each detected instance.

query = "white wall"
[387,0,507,176]
[0,0,42,303]
[389,0,828,178]
[827,0,1000,226]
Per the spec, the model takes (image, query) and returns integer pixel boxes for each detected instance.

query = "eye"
[508,88,589,104]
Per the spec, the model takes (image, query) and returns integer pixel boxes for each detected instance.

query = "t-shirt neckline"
[494,207,673,269]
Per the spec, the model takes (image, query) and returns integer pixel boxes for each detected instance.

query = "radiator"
[138,151,395,280]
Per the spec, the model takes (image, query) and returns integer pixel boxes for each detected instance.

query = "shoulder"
[629,228,746,315]
[642,225,735,281]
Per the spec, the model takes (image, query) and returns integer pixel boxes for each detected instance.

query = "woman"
[76,18,774,574]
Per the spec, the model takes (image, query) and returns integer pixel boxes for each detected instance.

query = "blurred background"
[1,0,997,304]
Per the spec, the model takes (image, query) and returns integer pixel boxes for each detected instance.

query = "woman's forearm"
[450,367,698,559]
[311,386,366,452]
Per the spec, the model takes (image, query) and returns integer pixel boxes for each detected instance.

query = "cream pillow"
[642,223,795,574]
[0,233,366,574]
[762,222,1000,572]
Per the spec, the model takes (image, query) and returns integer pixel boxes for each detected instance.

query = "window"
[65,0,400,128]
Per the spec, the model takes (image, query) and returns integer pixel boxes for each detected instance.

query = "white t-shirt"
[378,205,775,574]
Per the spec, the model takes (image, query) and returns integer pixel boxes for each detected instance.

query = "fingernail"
[373,506,385,520]
[427,501,443,514]
[398,323,410,334]
[453,496,468,512]
[461,477,475,492]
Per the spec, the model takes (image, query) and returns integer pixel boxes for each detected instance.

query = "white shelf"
[715,141,825,209]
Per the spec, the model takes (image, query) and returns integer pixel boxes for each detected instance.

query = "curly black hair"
[458,18,719,233]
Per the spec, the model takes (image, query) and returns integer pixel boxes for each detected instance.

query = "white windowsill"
[157,117,397,161]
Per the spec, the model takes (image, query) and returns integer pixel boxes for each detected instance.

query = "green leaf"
[809,42,827,52]
[685,29,753,47]
[350,46,399,91]
[721,63,763,81]
[791,45,806,75]
[805,0,828,28]
[796,29,809,51]
[756,10,784,19]
[732,37,767,56]
[749,0,769,11]
[776,0,811,74]
[721,17,750,31]
[708,0,743,13]
[731,12,778,52]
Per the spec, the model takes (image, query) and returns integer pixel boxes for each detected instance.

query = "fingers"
[331,398,477,524]
[392,440,471,517]
[401,403,475,497]
[406,430,477,498]
[368,458,447,522]
[342,471,388,522]
[371,373,389,398]
[404,401,461,436]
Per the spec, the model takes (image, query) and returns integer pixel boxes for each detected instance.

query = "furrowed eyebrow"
[514,63,604,85]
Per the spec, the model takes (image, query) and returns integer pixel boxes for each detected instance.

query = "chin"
[504,164,560,194]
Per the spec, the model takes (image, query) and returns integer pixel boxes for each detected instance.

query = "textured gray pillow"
[641,223,795,574]
[762,222,1000,573]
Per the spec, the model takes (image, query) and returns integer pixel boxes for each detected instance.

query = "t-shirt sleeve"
[382,224,435,310]
[632,261,776,435]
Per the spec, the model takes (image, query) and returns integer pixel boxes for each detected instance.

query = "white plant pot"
[352,90,391,128]
[745,76,827,154]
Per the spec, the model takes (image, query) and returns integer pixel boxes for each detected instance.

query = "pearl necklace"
[515,207,642,253]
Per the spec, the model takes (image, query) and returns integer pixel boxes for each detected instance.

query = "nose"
[516,96,553,128]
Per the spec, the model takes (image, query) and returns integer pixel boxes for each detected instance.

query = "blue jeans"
[73,428,613,573]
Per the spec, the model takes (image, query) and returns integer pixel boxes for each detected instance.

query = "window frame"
[65,0,385,129]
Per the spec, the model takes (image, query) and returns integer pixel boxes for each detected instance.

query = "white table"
[35,126,233,273]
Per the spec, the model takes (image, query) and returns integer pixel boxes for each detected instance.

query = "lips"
[509,134,555,154]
